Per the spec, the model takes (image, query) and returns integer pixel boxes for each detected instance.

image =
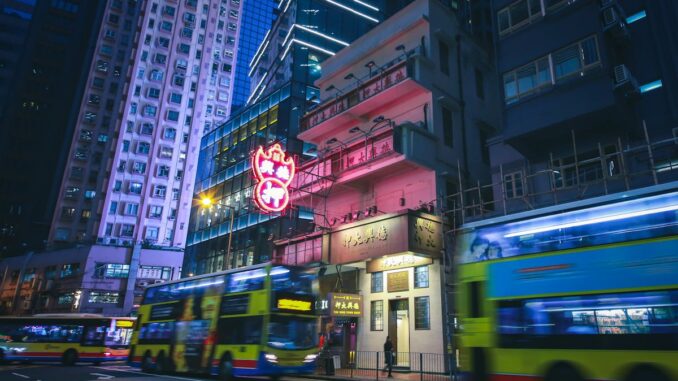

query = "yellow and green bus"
[0,314,134,365]
[454,188,678,381]
[129,263,319,379]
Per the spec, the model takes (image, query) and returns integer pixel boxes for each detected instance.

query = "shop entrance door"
[388,299,410,367]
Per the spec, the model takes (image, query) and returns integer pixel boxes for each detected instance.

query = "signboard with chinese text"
[330,211,442,264]
[252,143,295,212]
[387,271,409,292]
[329,293,362,317]
[366,254,433,273]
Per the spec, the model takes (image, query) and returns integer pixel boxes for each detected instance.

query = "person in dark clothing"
[383,336,394,378]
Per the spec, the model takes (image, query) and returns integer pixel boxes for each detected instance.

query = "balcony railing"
[301,46,424,132]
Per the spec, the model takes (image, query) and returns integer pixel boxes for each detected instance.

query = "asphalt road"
[0,362,316,381]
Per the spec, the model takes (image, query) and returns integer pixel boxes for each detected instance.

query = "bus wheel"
[141,352,154,373]
[625,365,670,381]
[62,349,78,366]
[219,354,234,381]
[544,363,583,381]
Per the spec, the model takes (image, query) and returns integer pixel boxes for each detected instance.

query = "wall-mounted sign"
[329,293,362,317]
[252,143,295,212]
[330,211,443,264]
[366,254,433,273]
[387,271,409,292]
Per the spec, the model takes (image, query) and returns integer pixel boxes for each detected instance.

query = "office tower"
[49,0,247,249]
[0,0,105,257]
[183,0,426,276]
[230,0,278,114]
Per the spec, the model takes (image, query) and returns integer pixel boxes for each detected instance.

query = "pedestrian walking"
[383,336,394,378]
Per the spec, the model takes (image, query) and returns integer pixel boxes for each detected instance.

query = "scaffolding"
[442,128,678,230]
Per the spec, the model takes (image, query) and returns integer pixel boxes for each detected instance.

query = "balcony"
[299,54,430,144]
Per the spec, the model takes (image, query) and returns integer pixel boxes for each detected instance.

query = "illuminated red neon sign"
[252,143,295,212]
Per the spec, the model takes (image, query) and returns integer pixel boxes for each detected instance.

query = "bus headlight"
[265,353,278,363]
[303,354,318,363]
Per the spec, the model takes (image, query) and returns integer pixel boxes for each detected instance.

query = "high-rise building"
[0,0,105,257]
[230,0,277,114]
[183,0,430,276]
[49,0,248,249]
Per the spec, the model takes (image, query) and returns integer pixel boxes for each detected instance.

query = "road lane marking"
[90,373,114,380]
[95,366,207,381]
[11,373,30,379]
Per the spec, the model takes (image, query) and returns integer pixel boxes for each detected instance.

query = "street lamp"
[200,196,236,270]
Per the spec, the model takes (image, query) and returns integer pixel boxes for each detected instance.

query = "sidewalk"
[299,368,450,381]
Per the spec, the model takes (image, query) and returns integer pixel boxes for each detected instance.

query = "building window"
[129,182,142,195]
[132,161,147,174]
[504,171,524,198]
[137,142,151,154]
[60,263,80,278]
[120,224,135,237]
[415,296,430,329]
[371,300,384,331]
[145,226,160,240]
[143,104,157,117]
[148,205,163,218]
[113,180,122,192]
[442,106,453,147]
[153,185,167,198]
[498,0,542,36]
[414,266,429,288]
[57,292,75,305]
[371,272,383,293]
[163,127,177,140]
[109,201,118,215]
[140,123,154,135]
[157,165,170,177]
[88,291,120,304]
[553,36,600,81]
[94,264,130,278]
[169,93,182,104]
[124,202,139,216]
[503,36,600,104]
[167,110,180,121]
[147,87,160,99]
[149,69,164,81]
[439,40,449,75]
[138,265,172,280]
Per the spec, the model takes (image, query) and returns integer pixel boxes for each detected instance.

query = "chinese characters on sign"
[252,143,295,212]
[329,293,362,317]
[387,271,409,292]
[343,225,388,248]
[366,254,433,273]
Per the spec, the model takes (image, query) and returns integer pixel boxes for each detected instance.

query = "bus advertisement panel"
[0,315,134,365]
[129,264,319,379]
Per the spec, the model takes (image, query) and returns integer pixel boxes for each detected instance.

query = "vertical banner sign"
[252,143,295,212]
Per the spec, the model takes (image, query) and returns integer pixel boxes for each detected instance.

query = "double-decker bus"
[129,263,319,379]
[0,314,134,365]
[454,186,678,381]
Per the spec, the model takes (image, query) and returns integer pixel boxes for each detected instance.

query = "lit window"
[370,300,383,331]
[415,296,430,329]
[371,272,383,293]
[88,291,120,304]
[414,266,429,288]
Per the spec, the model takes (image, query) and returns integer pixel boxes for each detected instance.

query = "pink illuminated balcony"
[299,56,430,143]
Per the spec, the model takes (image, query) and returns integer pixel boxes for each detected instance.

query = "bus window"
[469,281,483,318]
[83,325,106,346]
[21,324,84,343]
[217,316,262,345]
[271,267,314,295]
[497,289,678,349]
[267,315,317,350]
[139,321,174,344]
[227,268,265,293]
[106,325,133,347]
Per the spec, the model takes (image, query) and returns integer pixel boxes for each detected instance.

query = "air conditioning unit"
[109,238,118,245]
[601,2,629,41]
[613,65,639,94]
[137,280,151,288]
[153,279,165,285]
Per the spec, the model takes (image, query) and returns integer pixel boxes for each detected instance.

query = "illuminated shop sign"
[329,293,362,317]
[252,143,295,212]
[366,254,433,273]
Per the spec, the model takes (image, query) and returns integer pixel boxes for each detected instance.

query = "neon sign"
[277,298,312,312]
[252,143,295,212]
